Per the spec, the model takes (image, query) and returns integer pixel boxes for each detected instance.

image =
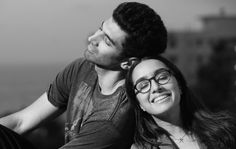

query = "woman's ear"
[140,105,146,112]
[120,57,138,70]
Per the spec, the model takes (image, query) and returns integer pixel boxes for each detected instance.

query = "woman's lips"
[151,93,171,104]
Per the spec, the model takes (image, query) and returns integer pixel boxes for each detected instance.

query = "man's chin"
[84,52,97,65]
[84,50,92,60]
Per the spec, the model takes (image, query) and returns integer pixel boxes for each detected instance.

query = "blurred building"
[164,9,236,86]
[164,30,212,85]
[163,9,236,111]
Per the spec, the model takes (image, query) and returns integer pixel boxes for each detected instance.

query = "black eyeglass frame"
[134,68,172,94]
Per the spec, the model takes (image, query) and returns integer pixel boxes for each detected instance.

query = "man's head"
[85,2,167,70]
[85,17,128,70]
[113,2,167,59]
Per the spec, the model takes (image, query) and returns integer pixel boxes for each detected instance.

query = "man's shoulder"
[71,57,93,67]
[67,57,95,72]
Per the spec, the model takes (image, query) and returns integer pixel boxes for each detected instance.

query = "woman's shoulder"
[130,144,138,149]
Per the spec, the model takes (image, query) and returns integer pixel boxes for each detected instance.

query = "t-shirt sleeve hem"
[47,90,67,109]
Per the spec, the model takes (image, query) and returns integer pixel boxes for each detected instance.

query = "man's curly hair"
[113,2,167,58]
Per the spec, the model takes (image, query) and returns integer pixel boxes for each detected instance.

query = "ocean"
[0,63,66,115]
[0,63,69,148]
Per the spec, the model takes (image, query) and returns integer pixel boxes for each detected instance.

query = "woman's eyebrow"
[135,77,148,85]
[134,68,167,84]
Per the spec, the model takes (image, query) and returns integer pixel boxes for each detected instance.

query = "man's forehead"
[103,17,127,47]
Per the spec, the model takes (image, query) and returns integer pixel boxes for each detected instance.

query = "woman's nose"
[150,79,162,93]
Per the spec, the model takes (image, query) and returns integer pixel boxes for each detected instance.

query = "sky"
[0,0,236,65]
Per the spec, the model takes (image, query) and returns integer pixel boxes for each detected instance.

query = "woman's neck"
[152,105,183,134]
[152,107,200,149]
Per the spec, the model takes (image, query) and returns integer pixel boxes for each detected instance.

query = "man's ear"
[120,57,138,70]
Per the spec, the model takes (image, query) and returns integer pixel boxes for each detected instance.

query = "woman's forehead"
[132,59,167,81]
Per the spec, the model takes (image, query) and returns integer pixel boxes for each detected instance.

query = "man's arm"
[0,92,65,134]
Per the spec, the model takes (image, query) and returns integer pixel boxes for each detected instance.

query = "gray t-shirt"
[47,58,135,149]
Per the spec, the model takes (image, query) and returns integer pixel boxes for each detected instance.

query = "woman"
[126,56,236,149]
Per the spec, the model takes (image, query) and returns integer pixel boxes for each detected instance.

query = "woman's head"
[127,56,189,116]
[126,56,202,129]
[131,58,182,118]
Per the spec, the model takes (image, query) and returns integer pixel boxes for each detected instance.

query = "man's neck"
[95,65,125,95]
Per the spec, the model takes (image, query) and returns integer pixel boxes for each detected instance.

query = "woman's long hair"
[126,55,236,148]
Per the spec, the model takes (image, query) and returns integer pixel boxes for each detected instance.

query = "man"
[0,2,167,149]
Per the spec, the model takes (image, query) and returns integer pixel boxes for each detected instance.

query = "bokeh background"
[1,0,236,148]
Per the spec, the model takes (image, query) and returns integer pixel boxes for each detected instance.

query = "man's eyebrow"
[99,21,104,30]
[100,21,116,46]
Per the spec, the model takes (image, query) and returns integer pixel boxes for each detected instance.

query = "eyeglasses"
[134,68,172,94]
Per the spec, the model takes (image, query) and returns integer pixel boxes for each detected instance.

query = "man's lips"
[87,44,95,54]
[150,93,171,104]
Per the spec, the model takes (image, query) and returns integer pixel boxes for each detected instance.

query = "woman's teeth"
[151,94,170,103]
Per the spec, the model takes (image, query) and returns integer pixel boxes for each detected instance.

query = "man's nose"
[88,30,103,46]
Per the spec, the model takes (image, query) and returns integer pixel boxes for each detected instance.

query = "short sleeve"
[47,58,85,108]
